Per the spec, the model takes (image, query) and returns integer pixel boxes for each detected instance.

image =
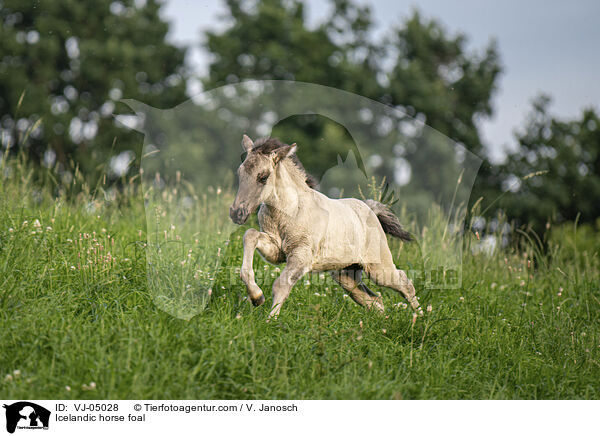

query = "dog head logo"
[3,402,50,434]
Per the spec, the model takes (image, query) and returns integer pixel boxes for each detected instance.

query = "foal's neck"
[265,160,312,219]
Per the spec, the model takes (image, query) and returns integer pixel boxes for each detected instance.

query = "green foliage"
[204,0,501,183]
[491,96,600,229]
[388,10,501,156]
[0,0,187,178]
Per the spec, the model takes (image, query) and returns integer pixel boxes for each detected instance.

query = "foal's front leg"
[240,228,282,306]
[269,254,311,319]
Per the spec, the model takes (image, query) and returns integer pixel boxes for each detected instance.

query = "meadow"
[1,155,599,400]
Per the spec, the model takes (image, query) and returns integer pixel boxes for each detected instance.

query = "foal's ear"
[241,134,254,152]
[273,143,297,165]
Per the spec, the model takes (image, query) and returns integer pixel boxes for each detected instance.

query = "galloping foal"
[229,135,422,319]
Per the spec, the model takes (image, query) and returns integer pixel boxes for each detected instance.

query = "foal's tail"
[364,199,413,242]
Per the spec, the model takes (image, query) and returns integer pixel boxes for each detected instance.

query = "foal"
[229,135,422,318]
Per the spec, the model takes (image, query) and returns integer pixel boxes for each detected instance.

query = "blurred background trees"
[0,0,598,234]
[204,0,501,189]
[494,96,600,228]
[0,0,187,180]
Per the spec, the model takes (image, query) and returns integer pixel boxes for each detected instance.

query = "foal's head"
[229,135,297,225]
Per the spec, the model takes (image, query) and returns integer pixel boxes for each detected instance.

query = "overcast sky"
[161,0,600,162]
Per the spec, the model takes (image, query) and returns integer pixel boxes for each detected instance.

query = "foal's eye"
[257,173,269,184]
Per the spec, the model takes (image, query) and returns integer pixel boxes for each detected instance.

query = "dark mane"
[252,138,318,189]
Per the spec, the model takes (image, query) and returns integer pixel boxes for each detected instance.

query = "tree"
[202,0,382,181]
[387,10,501,156]
[494,95,600,229]
[0,0,187,179]
[203,0,501,205]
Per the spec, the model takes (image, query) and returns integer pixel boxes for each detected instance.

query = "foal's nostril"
[230,206,246,224]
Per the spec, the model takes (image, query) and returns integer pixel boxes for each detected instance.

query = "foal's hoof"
[251,294,265,307]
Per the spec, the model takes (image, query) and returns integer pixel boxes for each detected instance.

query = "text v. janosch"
[257,404,297,412]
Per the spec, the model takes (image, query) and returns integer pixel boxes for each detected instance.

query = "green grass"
[1,156,599,399]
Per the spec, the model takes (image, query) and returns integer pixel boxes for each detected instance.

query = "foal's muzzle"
[229,206,249,225]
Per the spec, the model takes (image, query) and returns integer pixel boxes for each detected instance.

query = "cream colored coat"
[230,135,421,318]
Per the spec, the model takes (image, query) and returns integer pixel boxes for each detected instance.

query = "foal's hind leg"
[241,228,283,306]
[366,261,423,315]
[331,268,384,313]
